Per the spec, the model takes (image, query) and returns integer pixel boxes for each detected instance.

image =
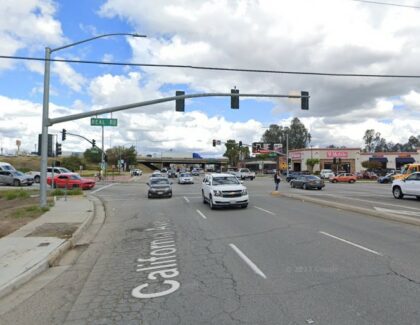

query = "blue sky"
[0,0,419,155]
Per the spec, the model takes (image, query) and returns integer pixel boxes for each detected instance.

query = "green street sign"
[269,153,277,157]
[91,118,118,127]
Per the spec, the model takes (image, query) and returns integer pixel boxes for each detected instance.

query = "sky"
[1,0,420,157]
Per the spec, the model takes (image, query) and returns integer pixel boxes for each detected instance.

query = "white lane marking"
[374,206,420,217]
[183,196,190,203]
[196,209,207,219]
[229,243,267,279]
[319,231,383,256]
[91,183,115,194]
[296,193,419,211]
[254,206,275,215]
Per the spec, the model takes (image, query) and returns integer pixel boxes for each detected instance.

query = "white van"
[0,162,16,172]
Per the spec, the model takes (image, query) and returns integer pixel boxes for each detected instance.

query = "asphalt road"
[1,176,420,324]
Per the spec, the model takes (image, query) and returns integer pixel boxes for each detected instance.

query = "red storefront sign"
[326,151,348,158]
[291,152,302,159]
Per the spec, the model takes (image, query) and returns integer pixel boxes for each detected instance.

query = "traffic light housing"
[62,129,66,141]
[175,91,185,112]
[239,141,242,147]
[338,158,342,164]
[56,143,62,156]
[333,157,337,164]
[301,91,309,110]
[231,88,239,109]
[212,139,216,147]
[92,139,96,148]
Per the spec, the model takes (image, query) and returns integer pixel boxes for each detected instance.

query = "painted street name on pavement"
[132,221,181,299]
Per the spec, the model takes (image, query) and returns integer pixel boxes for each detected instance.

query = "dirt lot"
[0,192,51,238]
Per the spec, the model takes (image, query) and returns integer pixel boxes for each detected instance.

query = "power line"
[351,0,420,9]
[1,54,420,78]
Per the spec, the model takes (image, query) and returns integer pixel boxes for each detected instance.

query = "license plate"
[230,201,236,204]
[157,192,163,195]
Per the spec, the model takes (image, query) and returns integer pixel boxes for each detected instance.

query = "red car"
[47,173,95,190]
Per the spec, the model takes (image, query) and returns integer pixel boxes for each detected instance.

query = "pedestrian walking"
[274,170,281,191]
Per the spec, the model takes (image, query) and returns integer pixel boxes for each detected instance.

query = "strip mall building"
[288,147,420,173]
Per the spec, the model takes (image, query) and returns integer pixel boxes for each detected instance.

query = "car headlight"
[242,189,248,195]
[213,190,222,196]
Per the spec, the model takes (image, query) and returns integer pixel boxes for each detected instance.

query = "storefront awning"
[395,157,415,164]
[369,157,388,163]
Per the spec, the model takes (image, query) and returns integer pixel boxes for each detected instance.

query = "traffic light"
[212,139,216,147]
[56,143,62,156]
[301,91,309,110]
[333,157,337,164]
[175,91,185,112]
[269,143,274,150]
[231,88,239,109]
[62,129,66,141]
[239,141,242,147]
[104,154,108,163]
[92,139,96,148]
[338,158,342,164]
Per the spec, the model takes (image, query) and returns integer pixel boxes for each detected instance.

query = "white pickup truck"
[228,168,255,180]
[27,166,73,183]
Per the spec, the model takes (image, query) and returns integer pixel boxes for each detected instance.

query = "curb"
[273,192,420,227]
[0,196,98,300]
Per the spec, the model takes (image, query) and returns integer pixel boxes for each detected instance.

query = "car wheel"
[318,187,322,190]
[13,179,20,187]
[303,184,308,190]
[349,179,355,183]
[241,204,248,209]
[168,192,172,198]
[332,179,337,183]
[202,191,207,204]
[416,196,420,200]
[34,176,40,183]
[209,195,215,210]
[251,177,254,180]
[392,186,403,199]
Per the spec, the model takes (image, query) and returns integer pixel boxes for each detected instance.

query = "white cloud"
[0,0,65,70]
[52,59,86,92]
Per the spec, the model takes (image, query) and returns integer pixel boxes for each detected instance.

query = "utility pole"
[286,133,289,178]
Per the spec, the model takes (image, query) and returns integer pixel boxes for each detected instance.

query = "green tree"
[105,145,137,170]
[306,158,320,173]
[223,140,240,167]
[61,156,85,172]
[84,148,101,164]
[363,129,375,152]
[261,118,310,152]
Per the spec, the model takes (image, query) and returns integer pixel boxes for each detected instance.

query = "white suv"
[392,172,420,200]
[202,173,249,209]
[320,169,335,179]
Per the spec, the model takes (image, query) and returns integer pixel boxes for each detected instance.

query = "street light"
[40,33,146,207]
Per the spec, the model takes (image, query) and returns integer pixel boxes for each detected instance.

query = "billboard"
[252,142,283,154]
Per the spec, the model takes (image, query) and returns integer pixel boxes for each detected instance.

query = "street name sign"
[91,118,118,127]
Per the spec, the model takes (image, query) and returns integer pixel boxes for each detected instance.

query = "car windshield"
[59,168,72,173]
[70,175,82,180]
[1,165,14,171]
[180,173,191,177]
[306,175,320,180]
[212,176,240,185]
[151,178,170,185]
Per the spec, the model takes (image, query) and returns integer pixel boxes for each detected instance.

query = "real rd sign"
[90,118,118,127]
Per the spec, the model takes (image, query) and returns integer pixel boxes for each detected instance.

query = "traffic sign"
[91,118,118,127]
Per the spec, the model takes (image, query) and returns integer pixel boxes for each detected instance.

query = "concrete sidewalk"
[0,195,96,299]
